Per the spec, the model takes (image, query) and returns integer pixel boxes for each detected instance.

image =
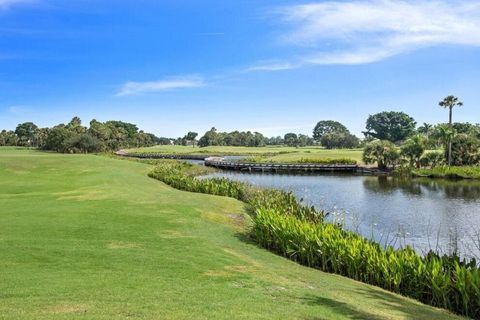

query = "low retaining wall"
[204,157,360,173]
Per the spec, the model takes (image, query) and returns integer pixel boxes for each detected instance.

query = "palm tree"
[439,95,463,166]
[417,122,433,135]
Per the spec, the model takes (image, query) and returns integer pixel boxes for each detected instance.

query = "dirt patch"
[226,213,246,227]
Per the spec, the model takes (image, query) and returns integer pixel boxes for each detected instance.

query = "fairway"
[0,148,461,319]
[129,145,364,164]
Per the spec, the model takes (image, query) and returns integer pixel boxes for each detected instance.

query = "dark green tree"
[364,111,416,143]
[284,133,298,147]
[15,122,38,146]
[313,120,348,141]
[320,132,359,149]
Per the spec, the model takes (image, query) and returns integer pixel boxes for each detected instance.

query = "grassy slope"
[129,145,364,164]
[0,148,461,320]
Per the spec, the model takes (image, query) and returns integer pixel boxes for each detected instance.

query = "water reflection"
[204,171,480,260]
[363,176,480,200]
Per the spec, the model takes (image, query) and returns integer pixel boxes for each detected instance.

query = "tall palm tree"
[439,95,463,166]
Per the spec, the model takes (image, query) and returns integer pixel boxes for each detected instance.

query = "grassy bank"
[413,166,480,179]
[128,145,364,164]
[0,148,461,319]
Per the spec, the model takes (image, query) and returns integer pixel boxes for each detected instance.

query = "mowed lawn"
[0,148,461,319]
[129,145,365,164]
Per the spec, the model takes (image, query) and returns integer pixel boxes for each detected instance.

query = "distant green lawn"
[0,148,461,319]
[129,145,365,164]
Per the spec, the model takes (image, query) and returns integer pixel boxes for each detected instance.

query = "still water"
[204,171,480,260]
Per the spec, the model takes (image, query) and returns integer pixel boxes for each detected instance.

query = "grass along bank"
[147,158,479,318]
[413,166,480,179]
[0,148,462,319]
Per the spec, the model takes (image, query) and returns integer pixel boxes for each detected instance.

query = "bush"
[450,134,480,166]
[400,135,426,168]
[419,151,445,168]
[363,140,400,170]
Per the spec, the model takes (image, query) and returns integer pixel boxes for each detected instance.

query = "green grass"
[0,148,461,319]
[413,166,480,179]
[128,145,364,164]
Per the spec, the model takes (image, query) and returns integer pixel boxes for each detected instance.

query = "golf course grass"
[0,148,461,319]
[128,145,364,164]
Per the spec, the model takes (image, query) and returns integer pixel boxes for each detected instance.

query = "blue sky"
[1,0,480,137]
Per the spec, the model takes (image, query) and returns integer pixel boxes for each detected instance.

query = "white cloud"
[117,76,206,96]
[259,0,480,69]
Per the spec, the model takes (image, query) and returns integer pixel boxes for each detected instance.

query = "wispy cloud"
[244,60,298,72]
[0,0,36,10]
[117,76,206,96]
[7,105,31,114]
[252,0,480,70]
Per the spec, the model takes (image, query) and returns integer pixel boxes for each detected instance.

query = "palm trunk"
[448,106,453,166]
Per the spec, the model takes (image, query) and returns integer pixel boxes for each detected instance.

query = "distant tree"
[157,137,172,145]
[43,125,75,152]
[284,133,298,147]
[66,117,86,134]
[297,134,314,147]
[15,122,38,146]
[321,132,359,149]
[363,140,400,170]
[364,111,416,143]
[417,123,433,135]
[64,133,102,153]
[265,136,284,145]
[34,128,50,149]
[198,127,220,147]
[105,120,138,138]
[313,120,349,141]
[185,132,198,147]
[0,130,18,146]
[439,95,463,166]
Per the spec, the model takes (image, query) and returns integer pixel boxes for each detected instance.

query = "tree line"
[361,96,479,169]
[0,117,161,153]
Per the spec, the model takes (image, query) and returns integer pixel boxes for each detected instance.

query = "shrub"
[419,151,445,169]
[450,134,480,166]
[363,140,400,170]
[400,135,426,168]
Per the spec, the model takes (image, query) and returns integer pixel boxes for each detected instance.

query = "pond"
[203,171,480,261]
